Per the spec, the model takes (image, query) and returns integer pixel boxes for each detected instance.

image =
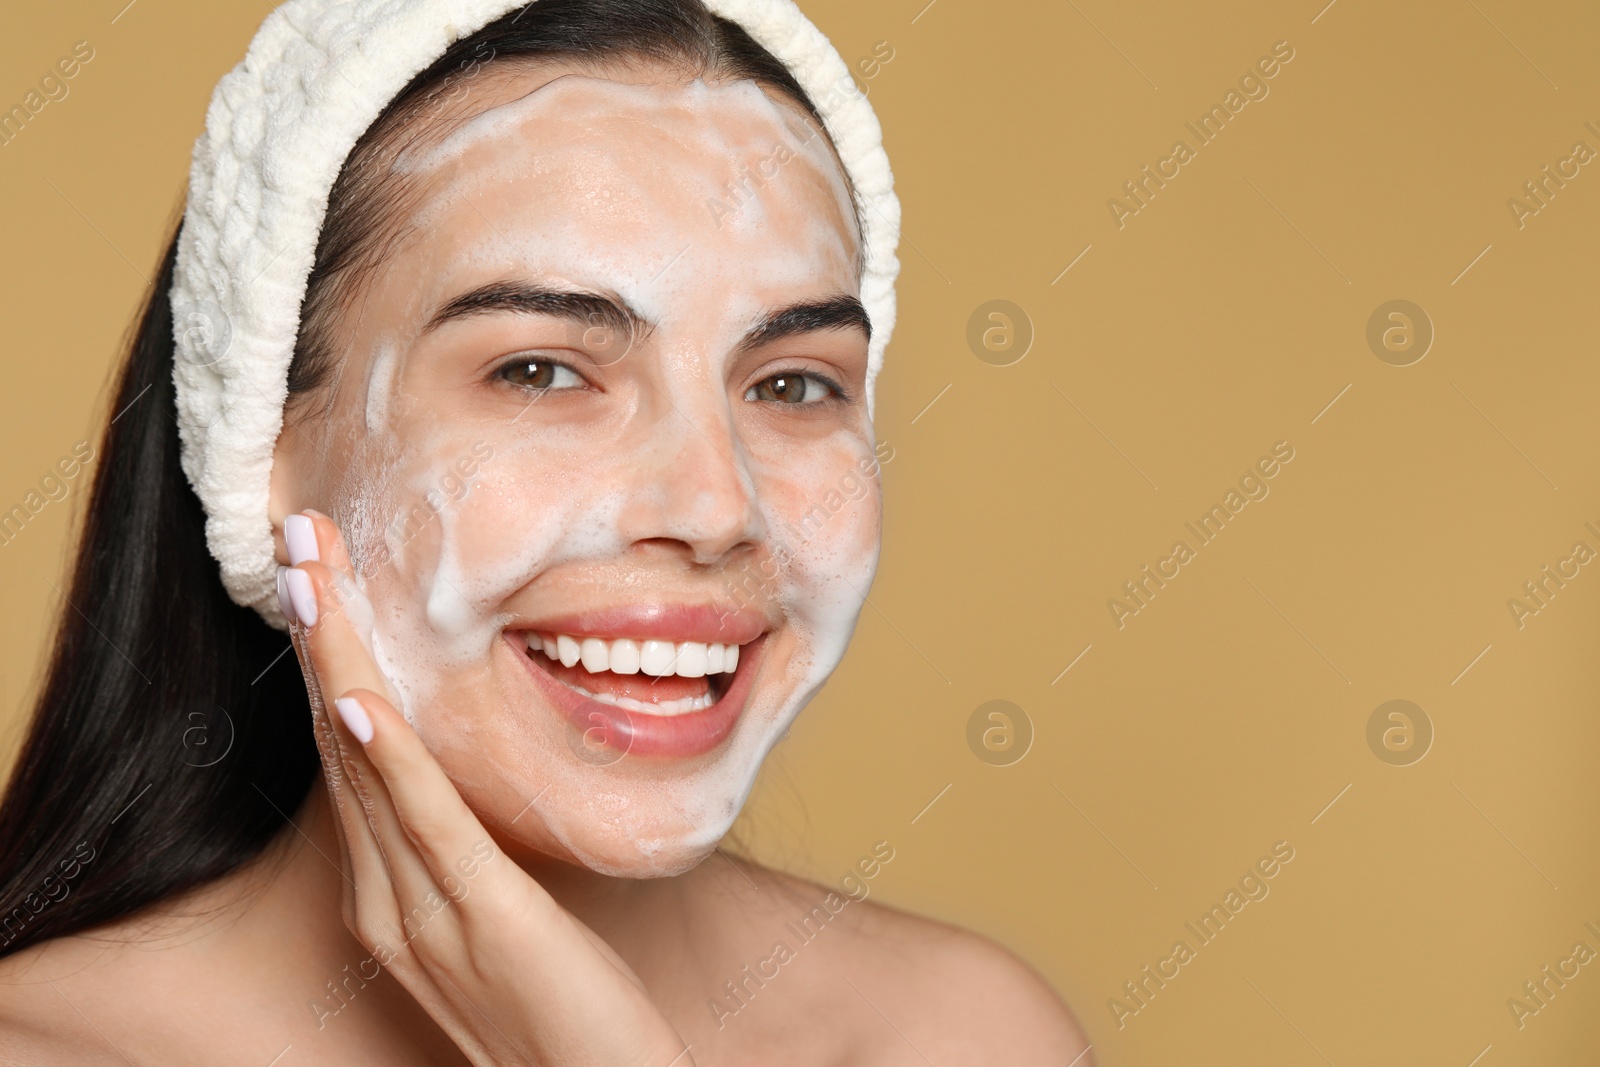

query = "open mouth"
[505,613,769,760]
[521,632,742,716]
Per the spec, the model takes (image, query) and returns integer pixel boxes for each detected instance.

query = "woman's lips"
[504,629,769,760]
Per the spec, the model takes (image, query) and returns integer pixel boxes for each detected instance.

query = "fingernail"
[285,513,320,565]
[334,696,375,745]
[277,566,297,624]
[284,567,318,628]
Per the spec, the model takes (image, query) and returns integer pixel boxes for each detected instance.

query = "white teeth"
[639,639,677,677]
[557,634,581,668]
[522,631,743,679]
[567,683,717,717]
[579,637,608,673]
[675,641,707,678]
[610,638,641,675]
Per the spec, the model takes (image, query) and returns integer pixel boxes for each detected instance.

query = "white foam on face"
[303,71,879,877]
[364,340,399,435]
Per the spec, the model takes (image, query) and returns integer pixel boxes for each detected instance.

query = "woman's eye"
[746,372,838,405]
[497,358,585,391]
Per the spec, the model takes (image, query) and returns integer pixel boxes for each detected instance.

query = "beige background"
[4,0,1599,1063]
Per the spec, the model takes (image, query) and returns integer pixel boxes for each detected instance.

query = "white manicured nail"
[334,696,374,744]
[285,513,320,565]
[284,568,317,627]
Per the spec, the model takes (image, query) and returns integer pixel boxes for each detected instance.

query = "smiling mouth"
[504,612,770,759]
[517,631,741,717]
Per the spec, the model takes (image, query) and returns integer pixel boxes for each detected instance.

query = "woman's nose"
[617,401,766,565]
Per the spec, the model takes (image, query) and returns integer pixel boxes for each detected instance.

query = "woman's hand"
[279,510,693,1067]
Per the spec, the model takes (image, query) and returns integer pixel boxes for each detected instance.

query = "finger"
[288,581,401,933]
[286,560,387,695]
[289,511,406,709]
[285,542,439,944]
[282,584,360,898]
[295,566,432,873]
[285,508,355,575]
[290,513,519,945]
[332,689,555,928]
[308,681,360,901]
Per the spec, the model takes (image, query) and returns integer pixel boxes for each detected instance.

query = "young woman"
[0,0,1091,1062]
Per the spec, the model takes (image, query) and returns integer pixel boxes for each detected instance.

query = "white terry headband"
[170,0,900,630]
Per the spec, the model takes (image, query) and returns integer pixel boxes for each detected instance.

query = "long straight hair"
[0,0,834,959]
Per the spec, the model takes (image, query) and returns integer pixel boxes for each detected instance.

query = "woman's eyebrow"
[736,295,871,353]
[421,280,653,341]
[422,283,868,352]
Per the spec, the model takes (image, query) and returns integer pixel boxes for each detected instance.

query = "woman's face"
[270,61,882,876]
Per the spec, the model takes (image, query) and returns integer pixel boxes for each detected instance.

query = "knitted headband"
[170,0,900,630]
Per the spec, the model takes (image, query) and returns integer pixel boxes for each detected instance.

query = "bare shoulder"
[836,893,1094,1065]
[0,940,127,1065]
[759,868,1095,1066]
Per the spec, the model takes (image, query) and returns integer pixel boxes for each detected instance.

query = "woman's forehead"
[401,69,831,175]
[379,69,861,333]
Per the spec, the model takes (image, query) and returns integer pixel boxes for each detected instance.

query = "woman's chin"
[502,817,730,879]
[577,842,715,879]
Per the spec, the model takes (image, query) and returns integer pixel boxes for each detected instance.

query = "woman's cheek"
[782,484,880,598]
[753,435,882,660]
[757,432,880,561]
[443,439,631,588]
